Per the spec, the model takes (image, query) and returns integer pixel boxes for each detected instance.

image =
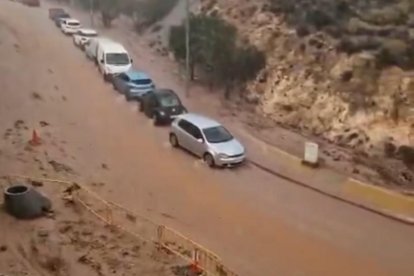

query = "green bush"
[397,145,414,167]
[168,14,265,97]
[337,36,381,54]
[376,39,410,68]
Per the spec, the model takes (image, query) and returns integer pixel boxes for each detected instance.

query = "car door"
[176,119,193,151]
[144,93,156,117]
[187,124,205,156]
[177,120,204,156]
[148,94,159,117]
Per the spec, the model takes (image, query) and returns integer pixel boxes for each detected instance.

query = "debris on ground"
[0,245,7,252]
[31,91,43,100]
[14,119,25,129]
[101,163,109,170]
[30,180,44,187]
[39,121,50,127]
[48,160,74,174]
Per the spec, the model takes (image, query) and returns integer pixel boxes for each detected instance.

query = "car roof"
[78,28,97,34]
[125,70,150,80]
[99,40,127,52]
[65,18,80,23]
[178,113,221,129]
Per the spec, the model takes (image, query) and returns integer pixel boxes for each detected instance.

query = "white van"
[84,37,110,62]
[96,40,132,81]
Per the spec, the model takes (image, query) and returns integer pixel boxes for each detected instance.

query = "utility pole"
[90,0,94,27]
[185,0,190,98]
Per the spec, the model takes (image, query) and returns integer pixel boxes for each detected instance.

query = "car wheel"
[203,153,215,168]
[169,134,179,148]
[103,74,109,82]
[153,113,160,126]
[125,91,132,101]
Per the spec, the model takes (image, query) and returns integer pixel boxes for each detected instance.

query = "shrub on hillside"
[397,145,414,167]
[306,9,334,29]
[361,6,407,25]
[337,36,381,54]
[376,39,410,68]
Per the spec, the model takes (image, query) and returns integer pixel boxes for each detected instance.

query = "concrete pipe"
[3,184,52,219]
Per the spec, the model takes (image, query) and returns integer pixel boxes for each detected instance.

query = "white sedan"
[73,28,98,49]
[60,18,81,35]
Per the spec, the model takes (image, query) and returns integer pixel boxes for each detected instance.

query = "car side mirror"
[197,138,204,143]
[100,59,104,63]
[130,58,133,63]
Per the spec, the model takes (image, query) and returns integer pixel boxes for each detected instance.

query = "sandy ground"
[0,180,180,276]
[1,1,414,275]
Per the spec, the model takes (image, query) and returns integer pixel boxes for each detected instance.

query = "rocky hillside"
[199,0,414,180]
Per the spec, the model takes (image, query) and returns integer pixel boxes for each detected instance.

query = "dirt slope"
[199,0,414,187]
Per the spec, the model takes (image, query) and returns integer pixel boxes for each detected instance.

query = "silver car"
[169,113,246,167]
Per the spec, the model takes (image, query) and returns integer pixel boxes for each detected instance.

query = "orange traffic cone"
[189,261,202,275]
[189,249,203,275]
[29,129,41,146]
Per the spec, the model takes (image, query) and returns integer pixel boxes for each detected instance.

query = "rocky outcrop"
[200,0,414,155]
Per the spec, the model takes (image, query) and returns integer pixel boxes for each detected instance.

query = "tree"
[75,0,120,28]
[168,14,266,98]
[134,0,179,31]
[98,0,121,28]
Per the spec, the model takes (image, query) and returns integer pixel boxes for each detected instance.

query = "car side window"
[178,119,191,133]
[189,125,203,139]
[179,120,202,139]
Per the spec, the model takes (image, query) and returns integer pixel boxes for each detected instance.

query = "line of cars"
[48,7,246,168]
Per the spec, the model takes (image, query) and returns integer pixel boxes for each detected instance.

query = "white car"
[96,39,132,81]
[61,18,81,35]
[73,29,98,49]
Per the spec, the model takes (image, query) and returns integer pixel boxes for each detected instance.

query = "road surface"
[1,1,414,275]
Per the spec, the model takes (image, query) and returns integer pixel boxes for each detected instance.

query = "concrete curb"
[248,160,414,225]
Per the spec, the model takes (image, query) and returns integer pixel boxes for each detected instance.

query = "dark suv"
[140,89,187,125]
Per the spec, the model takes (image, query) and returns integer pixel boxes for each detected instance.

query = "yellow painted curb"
[343,178,414,219]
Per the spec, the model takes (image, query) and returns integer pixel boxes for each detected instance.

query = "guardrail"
[3,175,238,276]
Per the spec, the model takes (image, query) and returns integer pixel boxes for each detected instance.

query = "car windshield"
[106,53,130,65]
[202,126,233,143]
[159,94,180,107]
[68,22,80,26]
[132,78,152,85]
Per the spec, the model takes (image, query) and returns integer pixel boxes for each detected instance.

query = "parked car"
[60,18,81,35]
[53,13,70,27]
[73,29,98,49]
[96,39,132,81]
[85,37,103,62]
[112,70,154,101]
[169,113,246,167]
[140,89,187,125]
[49,8,65,20]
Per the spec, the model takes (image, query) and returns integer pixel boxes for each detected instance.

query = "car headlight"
[159,111,165,116]
[218,153,229,159]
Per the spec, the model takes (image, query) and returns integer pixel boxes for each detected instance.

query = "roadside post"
[302,141,319,168]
